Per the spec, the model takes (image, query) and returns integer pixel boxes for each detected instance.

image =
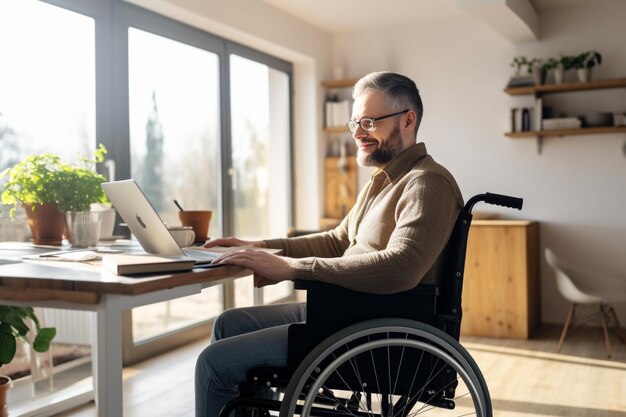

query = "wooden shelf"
[321,78,359,89]
[324,126,349,134]
[505,126,626,138]
[505,77,626,96]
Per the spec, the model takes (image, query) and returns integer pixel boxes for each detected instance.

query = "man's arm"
[283,174,461,294]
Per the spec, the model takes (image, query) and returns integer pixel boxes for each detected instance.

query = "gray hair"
[353,71,423,136]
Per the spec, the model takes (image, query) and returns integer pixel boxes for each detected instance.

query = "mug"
[168,226,195,247]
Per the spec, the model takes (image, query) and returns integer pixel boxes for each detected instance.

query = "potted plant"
[0,145,109,245]
[0,306,56,413]
[554,54,577,84]
[573,50,602,82]
[542,58,559,84]
[510,55,530,76]
[528,58,545,85]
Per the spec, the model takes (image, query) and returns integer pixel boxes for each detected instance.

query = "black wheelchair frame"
[219,192,523,417]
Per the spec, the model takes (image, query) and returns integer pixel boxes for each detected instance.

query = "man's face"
[351,91,406,168]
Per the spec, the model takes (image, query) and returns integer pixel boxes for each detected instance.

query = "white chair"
[545,248,626,358]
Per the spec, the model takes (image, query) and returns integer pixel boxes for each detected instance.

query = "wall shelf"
[504,77,626,96]
[505,77,626,153]
[321,78,360,89]
[324,126,349,134]
[505,126,626,138]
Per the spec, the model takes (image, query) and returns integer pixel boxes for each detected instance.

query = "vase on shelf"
[577,68,590,83]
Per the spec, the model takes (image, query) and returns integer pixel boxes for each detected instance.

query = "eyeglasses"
[347,109,409,133]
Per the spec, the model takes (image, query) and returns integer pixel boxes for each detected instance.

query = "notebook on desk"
[101,179,221,266]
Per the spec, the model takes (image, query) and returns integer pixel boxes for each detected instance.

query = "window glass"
[0,0,95,170]
[230,55,292,306]
[128,28,223,341]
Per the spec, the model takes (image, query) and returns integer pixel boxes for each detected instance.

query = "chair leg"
[557,304,576,353]
[608,305,626,344]
[600,305,612,358]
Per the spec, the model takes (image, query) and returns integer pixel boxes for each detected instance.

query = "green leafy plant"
[0,306,56,366]
[0,144,108,217]
[510,56,543,75]
[510,56,530,74]
[573,50,602,69]
[559,54,577,71]
[542,58,559,71]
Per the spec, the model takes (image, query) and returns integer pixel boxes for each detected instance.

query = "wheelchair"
[220,192,523,417]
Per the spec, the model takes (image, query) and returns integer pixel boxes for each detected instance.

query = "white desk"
[0,243,251,417]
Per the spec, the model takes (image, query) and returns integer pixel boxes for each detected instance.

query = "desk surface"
[0,242,251,304]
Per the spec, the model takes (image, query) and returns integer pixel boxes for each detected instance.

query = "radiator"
[39,308,93,345]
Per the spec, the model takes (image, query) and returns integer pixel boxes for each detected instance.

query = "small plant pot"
[23,203,67,245]
[553,67,564,84]
[0,375,11,417]
[531,67,546,85]
[577,68,590,82]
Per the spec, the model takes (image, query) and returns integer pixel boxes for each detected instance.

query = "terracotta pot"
[0,375,11,417]
[23,203,67,245]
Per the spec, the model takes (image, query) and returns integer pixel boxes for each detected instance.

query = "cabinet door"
[461,222,540,339]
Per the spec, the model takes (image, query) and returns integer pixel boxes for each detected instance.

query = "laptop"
[101,179,220,265]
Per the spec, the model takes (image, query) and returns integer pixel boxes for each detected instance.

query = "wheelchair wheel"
[280,318,491,417]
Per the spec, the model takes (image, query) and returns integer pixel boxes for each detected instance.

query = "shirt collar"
[372,142,428,183]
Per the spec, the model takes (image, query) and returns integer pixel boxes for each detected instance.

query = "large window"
[0,0,294,363]
[128,28,223,341]
[0,0,95,170]
[230,53,292,306]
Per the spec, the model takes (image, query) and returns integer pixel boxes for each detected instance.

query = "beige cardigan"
[265,143,463,294]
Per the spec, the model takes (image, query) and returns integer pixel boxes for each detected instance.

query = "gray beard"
[356,123,403,167]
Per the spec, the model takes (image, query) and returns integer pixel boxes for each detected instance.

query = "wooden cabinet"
[504,77,626,140]
[461,220,540,339]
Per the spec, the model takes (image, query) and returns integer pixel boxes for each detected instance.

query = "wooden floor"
[56,324,626,417]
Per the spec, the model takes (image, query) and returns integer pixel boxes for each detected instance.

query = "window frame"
[33,0,296,364]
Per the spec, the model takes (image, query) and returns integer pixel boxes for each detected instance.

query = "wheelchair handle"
[485,192,523,210]
[465,192,523,213]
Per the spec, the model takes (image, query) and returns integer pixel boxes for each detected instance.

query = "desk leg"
[93,294,124,417]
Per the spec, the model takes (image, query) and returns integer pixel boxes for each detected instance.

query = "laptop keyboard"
[183,248,221,263]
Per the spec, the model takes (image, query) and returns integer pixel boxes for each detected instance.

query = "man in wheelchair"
[198,71,465,417]
[198,71,496,417]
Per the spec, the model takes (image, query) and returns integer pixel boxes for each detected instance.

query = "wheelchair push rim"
[280,318,492,417]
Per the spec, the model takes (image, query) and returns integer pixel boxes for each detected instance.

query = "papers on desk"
[23,250,100,262]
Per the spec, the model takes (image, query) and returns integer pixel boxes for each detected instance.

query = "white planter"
[531,66,545,85]
[577,68,590,82]
[553,67,564,84]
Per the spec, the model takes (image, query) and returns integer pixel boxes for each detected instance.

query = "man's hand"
[211,249,294,287]
[203,237,268,248]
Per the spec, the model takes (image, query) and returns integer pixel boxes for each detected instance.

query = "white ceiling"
[261,0,596,34]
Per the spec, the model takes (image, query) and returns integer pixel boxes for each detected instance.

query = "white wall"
[126,0,334,230]
[332,0,626,324]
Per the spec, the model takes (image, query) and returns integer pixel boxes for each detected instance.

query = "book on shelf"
[506,75,534,88]
[534,97,543,131]
[542,117,582,130]
[102,253,195,275]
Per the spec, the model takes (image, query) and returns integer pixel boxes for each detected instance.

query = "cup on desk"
[66,211,101,247]
[168,226,195,247]
[178,210,211,243]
